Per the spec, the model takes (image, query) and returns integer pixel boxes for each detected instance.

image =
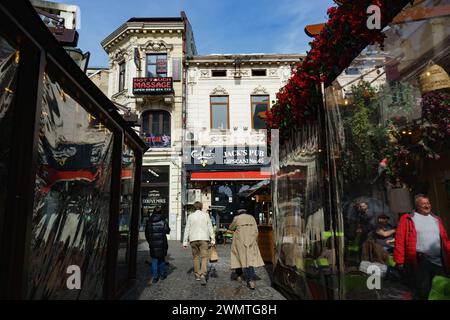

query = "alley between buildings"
[121,241,286,300]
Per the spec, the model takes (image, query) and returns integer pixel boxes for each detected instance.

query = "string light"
[60,89,66,102]
[15,50,20,64]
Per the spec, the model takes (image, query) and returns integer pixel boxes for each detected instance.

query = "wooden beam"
[391,5,450,24]
[304,23,325,37]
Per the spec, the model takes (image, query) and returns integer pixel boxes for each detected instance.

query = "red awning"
[190,171,271,181]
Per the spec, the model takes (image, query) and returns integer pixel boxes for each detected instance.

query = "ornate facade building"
[184,54,304,227]
[101,12,197,240]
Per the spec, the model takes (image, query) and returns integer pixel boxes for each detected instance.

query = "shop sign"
[143,133,171,148]
[187,146,268,167]
[44,141,105,170]
[172,58,182,81]
[156,58,167,74]
[133,77,173,94]
[142,188,168,215]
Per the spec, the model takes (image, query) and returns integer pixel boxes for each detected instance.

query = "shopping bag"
[209,245,219,263]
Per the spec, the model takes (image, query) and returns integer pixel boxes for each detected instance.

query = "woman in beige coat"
[228,205,265,290]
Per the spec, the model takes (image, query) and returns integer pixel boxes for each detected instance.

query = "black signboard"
[184,145,269,169]
[133,77,173,94]
[43,140,106,171]
[142,187,168,212]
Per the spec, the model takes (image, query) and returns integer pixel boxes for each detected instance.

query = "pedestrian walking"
[145,206,171,284]
[228,204,265,290]
[183,202,215,286]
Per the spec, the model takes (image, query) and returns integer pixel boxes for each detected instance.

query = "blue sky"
[52,0,335,67]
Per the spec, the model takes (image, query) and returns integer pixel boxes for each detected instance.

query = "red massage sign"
[133,77,173,94]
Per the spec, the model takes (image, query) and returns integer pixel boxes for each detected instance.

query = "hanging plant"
[265,0,413,142]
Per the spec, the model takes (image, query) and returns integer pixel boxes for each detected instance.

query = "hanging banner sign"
[156,58,167,74]
[134,48,141,71]
[133,77,173,94]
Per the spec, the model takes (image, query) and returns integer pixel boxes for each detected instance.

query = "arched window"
[141,110,171,148]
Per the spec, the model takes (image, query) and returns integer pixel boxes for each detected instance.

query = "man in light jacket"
[183,202,215,286]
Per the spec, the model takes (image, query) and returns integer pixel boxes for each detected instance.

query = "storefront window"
[27,66,114,299]
[323,0,450,299]
[0,35,19,247]
[116,143,136,289]
[142,110,171,148]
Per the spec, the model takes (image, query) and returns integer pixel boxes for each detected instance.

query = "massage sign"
[133,77,173,94]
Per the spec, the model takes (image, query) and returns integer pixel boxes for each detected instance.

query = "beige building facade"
[101,12,197,240]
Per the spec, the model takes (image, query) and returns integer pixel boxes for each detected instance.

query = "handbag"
[209,245,219,263]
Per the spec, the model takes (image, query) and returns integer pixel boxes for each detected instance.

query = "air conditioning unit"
[185,130,198,142]
[187,189,202,204]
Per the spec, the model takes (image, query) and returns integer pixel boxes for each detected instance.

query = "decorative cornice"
[142,40,173,53]
[111,48,129,64]
[252,85,269,95]
[210,85,228,96]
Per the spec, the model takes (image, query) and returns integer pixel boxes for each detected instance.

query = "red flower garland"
[266,0,412,140]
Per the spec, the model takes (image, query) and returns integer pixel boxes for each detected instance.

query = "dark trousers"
[408,255,447,300]
[236,267,256,282]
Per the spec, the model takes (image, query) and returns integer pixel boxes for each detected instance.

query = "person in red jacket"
[394,195,450,299]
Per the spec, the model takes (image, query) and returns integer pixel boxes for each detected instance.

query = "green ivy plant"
[341,81,388,189]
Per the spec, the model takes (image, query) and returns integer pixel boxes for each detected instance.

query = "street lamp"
[64,47,90,73]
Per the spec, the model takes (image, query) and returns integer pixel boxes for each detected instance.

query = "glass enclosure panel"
[0,35,19,246]
[27,66,114,299]
[116,143,136,288]
[324,0,450,300]
[272,123,340,300]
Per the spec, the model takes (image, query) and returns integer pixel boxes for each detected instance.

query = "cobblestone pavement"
[122,240,286,300]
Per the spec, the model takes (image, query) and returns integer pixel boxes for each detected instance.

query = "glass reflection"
[116,144,136,288]
[273,0,450,300]
[273,123,335,300]
[0,35,18,244]
[323,0,450,300]
[28,68,114,299]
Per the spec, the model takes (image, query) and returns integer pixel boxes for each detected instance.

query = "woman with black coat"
[145,207,170,283]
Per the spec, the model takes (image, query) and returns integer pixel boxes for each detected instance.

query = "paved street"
[122,240,286,300]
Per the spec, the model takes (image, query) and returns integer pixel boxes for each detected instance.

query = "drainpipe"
[180,12,188,243]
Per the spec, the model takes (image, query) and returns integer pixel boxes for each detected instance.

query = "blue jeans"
[151,257,167,279]
[236,267,256,282]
